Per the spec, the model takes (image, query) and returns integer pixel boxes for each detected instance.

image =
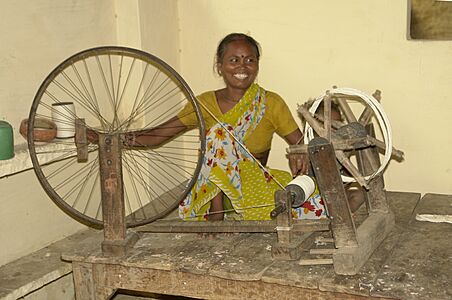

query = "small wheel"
[28,46,205,228]
[301,87,400,188]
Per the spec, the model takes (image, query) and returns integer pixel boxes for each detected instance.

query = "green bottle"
[0,120,14,160]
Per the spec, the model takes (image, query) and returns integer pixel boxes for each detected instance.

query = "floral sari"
[178,83,326,221]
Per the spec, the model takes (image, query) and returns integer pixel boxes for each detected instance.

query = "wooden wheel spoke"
[335,150,368,189]
[368,135,404,161]
[298,105,326,137]
[336,96,358,123]
[323,93,332,141]
[358,90,381,125]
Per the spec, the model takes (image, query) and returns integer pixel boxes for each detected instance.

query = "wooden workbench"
[62,192,452,299]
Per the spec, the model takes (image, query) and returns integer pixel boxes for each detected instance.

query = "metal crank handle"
[270,203,287,218]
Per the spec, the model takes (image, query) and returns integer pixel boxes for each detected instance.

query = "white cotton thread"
[287,175,316,202]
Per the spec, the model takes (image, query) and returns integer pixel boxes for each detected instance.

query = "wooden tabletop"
[63,192,452,300]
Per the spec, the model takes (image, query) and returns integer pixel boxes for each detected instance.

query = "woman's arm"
[284,128,309,176]
[130,117,188,147]
[86,116,188,147]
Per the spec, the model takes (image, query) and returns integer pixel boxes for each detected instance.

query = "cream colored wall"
[0,0,180,267]
[139,0,180,67]
[177,0,452,195]
[0,0,118,266]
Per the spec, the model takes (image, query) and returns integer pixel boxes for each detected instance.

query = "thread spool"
[286,175,316,208]
[0,120,14,160]
[52,102,76,138]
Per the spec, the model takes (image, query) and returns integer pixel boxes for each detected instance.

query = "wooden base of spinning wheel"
[101,230,140,257]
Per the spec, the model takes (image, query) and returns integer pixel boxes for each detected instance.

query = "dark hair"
[215,33,261,66]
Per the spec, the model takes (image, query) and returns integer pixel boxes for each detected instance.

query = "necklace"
[219,90,242,103]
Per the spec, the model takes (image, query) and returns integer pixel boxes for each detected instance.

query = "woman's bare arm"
[86,116,188,147]
[131,117,188,147]
[284,128,309,176]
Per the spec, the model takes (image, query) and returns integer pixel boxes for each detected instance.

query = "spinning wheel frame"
[27,46,206,228]
[299,87,399,188]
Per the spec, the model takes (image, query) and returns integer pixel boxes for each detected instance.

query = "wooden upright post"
[271,190,312,260]
[98,134,137,256]
[308,137,358,248]
[309,137,394,275]
[356,124,389,213]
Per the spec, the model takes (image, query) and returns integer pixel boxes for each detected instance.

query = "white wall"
[177,0,452,195]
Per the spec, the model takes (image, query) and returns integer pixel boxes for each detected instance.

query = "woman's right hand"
[288,153,309,177]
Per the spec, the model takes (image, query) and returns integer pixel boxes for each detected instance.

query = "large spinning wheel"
[27,46,206,229]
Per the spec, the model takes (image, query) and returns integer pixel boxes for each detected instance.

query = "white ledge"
[0,142,72,178]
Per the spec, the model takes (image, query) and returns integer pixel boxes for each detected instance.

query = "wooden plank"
[370,222,452,300]
[299,258,333,265]
[272,233,314,260]
[413,193,452,220]
[308,137,358,248]
[310,248,336,255]
[386,191,421,226]
[319,225,406,297]
[288,136,373,153]
[93,262,389,300]
[124,233,201,272]
[92,263,116,299]
[72,262,96,300]
[332,212,395,275]
[207,233,277,281]
[136,219,330,233]
[263,253,332,291]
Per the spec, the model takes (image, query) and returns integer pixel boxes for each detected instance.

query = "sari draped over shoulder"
[178,83,326,221]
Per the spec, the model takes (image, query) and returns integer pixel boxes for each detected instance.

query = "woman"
[97,33,325,221]
[178,33,310,221]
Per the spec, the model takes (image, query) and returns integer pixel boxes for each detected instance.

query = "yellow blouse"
[178,89,299,154]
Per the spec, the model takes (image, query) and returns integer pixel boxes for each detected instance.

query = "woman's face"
[217,39,259,91]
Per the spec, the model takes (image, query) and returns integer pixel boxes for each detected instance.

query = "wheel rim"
[28,46,206,228]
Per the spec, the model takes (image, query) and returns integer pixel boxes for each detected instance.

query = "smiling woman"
[87,33,326,222]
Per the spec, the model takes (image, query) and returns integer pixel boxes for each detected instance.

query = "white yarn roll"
[287,175,316,202]
[303,87,393,182]
[52,102,76,138]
